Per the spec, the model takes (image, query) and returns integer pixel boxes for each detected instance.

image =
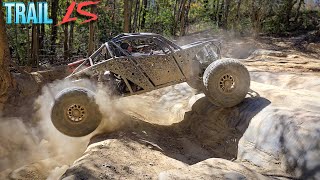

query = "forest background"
[1,0,319,68]
[0,0,319,108]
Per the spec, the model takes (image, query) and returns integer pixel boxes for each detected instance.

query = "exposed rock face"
[159,158,268,180]
[237,82,320,179]
[250,49,288,58]
[3,68,320,179]
[2,32,320,179]
[61,136,187,179]
[60,74,320,179]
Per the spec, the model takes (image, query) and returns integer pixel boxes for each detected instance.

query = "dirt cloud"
[1,78,192,179]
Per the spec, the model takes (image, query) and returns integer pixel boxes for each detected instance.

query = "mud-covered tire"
[51,88,102,137]
[203,58,250,107]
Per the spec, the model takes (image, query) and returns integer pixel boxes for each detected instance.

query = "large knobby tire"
[203,58,250,107]
[51,88,102,137]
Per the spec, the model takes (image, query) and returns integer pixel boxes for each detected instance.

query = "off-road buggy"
[51,33,250,137]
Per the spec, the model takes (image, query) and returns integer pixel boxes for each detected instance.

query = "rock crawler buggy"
[51,33,250,137]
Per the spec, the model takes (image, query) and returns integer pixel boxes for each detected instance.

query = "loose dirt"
[1,31,319,179]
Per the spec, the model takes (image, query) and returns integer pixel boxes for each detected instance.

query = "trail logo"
[3,1,100,25]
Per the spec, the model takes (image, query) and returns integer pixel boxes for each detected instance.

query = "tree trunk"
[172,0,179,35]
[294,0,303,23]
[69,22,74,57]
[27,26,31,67]
[124,0,130,32]
[215,0,220,26]
[0,0,14,110]
[141,0,148,29]
[63,1,69,61]
[251,0,261,38]
[179,0,187,36]
[69,0,76,56]
[89,2,97,55]
[39,24,45,54]
[128,0,133,32]
[185,0,192,34]
[132,0,140,32]
[31,24,39,68]
[180,0,191,36]
[234,0,242,29]
[284,0,296,29]
[39,0,46,54]
[111,0,116,23]
[218,0,224,27]
[14,24,21,63]
[63,23,69,61]
[51,0,58,64]
[222,0,230,29]
[30,0,39,68]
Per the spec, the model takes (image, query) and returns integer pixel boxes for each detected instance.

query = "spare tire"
[203,58,250,107]
[51,88,102,137]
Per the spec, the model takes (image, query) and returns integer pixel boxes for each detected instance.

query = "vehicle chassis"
[67,33,222,96]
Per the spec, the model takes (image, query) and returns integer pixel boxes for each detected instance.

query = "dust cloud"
[0,77,196,179]
[0,79,93,179]
[0,31,257,179]
[116,83,196,125]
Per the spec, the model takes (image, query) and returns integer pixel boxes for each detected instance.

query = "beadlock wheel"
[66,104,87,122]
[219,74,235,93]
[203,58,250,107]
[51,88,102,137]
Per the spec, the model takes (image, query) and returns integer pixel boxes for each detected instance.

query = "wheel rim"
[219,74,235,93]
[66,104,87,122]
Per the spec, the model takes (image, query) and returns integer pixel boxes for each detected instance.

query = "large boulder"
[159,158,268,179]
[237,82,320,179]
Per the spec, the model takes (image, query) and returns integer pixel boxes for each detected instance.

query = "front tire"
[51,88,102,137]
[203,58,250,107]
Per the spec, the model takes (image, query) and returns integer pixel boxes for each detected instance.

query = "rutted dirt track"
[1,31,320,179]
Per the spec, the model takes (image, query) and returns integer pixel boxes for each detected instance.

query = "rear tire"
[203,58,250,107]
[51,88,102,137]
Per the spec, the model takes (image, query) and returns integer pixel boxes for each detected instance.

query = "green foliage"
[301,10,320,30]
[145,8,174,35]
[3,0,319,67]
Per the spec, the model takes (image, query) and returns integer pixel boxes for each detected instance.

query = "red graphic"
[57,1,100,26]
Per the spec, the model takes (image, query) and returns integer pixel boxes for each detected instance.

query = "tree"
[172,0,179,35]
[222,0,231,29]
[132,0,140,32]
[141,0,148,29]
[51,0,59,64]
[215,0,221,26]
[282,0,297,29]
[123,0,131,32]
[30,0,40,68]
[64,1,70,61]
[234,0,242,29]
[1,0,319,72]
[89,1,98,55]
[294,0,304,23]
[178,0,186,36]
[0,0,14,110]
[64,23,69,61]
[251,0,269,37]
[31,24,40,67]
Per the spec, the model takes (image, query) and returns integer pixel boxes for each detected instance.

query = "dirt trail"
[59,73,320,179]
[1,31,320,179]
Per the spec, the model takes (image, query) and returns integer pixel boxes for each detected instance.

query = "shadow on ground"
[90,95,271,165]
